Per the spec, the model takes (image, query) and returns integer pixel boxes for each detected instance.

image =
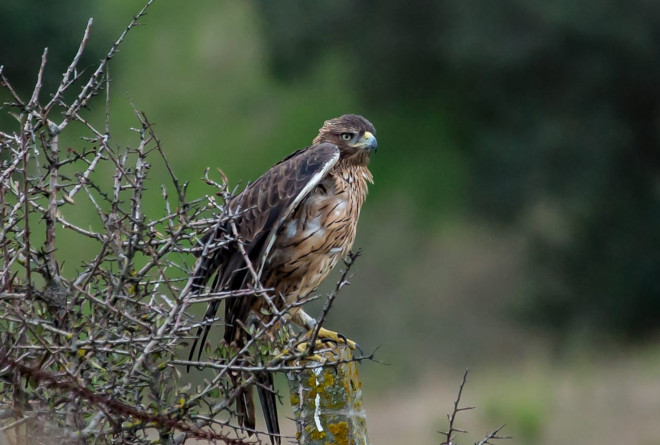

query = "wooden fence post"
[287,344,370,445]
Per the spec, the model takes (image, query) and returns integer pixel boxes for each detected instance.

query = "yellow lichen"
[290,393,300,406]
[328,421,349,445]
[323,369,335,387]
[308,428,327,440]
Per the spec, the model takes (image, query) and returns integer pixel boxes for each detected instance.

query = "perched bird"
[187,114,377,444]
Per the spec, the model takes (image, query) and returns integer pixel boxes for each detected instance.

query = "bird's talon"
[312,327,360,352]
[305,354,326,363]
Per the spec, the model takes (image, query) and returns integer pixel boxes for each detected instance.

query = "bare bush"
[0,3,365,444]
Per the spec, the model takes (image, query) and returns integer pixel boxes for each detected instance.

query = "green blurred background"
[3,1,660,443]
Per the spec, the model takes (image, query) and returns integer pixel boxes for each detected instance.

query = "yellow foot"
[275,335,328,363]
[306,327,361,353]
[294,339,328,363]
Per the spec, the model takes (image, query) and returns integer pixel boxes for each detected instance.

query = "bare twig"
[439,369,473,445]
[475,426,511,445]
[0,65,26,108]
[46,18,94,112]
[439,370,509,445]
[28,48,48,108]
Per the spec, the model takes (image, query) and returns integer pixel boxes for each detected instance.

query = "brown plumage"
[187,114,377,444]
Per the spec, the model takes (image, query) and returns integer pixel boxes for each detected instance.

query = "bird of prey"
[187,114,377,444]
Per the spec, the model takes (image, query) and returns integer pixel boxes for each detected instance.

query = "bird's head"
[313,114,377,164]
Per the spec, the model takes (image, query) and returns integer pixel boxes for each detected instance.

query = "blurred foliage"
[253,0,660,339]
[0,1,115,96]
[482,371,550,443]
[2,0,659,342]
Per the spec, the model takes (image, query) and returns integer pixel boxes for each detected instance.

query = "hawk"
[188,114,377,444]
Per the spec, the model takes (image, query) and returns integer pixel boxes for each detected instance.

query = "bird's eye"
[340,133,353,141]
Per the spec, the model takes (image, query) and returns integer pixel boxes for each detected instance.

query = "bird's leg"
[293,309,361,353]
[266,310,323,363]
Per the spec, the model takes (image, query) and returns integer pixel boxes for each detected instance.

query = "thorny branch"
[439,370,510,445]
[475,426,511,445]
[0,353,247,445]
[0,2,370,444]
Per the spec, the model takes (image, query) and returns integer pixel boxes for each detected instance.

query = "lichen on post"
[287,344,370,445]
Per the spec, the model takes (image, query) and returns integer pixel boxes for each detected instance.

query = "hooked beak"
[357,131,378,152]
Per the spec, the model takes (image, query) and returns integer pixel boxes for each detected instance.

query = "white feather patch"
[305,214,323,234]
[332,199,347,217]
[284,220,298,239]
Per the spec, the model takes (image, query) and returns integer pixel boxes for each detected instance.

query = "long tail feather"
[186,299,221,371]
[257,372,281,445]
[235,377,256,433]
[185,243,219,371]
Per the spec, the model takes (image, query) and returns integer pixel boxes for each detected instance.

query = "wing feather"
[188,142,339,358]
